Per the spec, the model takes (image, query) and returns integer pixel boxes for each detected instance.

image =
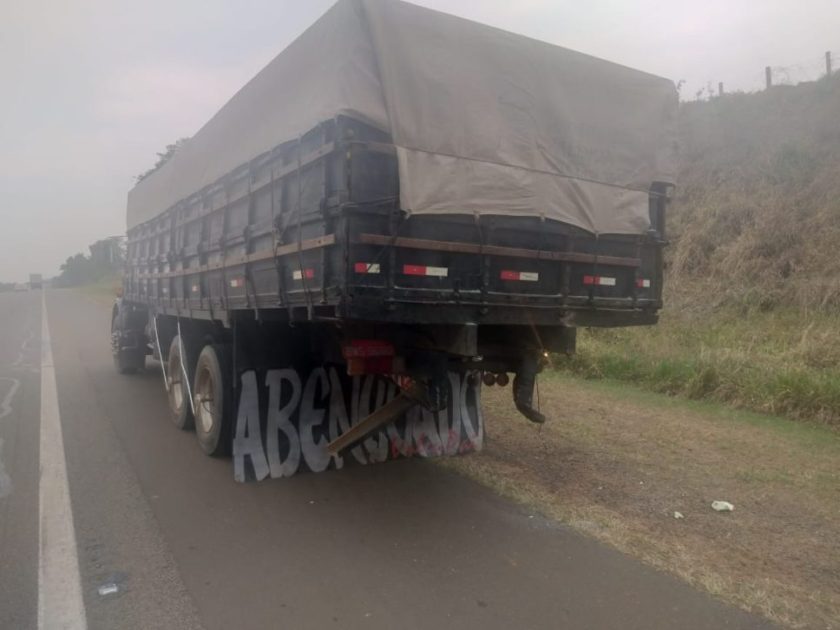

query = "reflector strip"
[292,268,315,281]
[343,339,395,359]
[500,270,539,282]
[354,262,381,274]
[583,275,616,287]
[403,265,448,277]
[229,277,244,288]
[636,278,651,288]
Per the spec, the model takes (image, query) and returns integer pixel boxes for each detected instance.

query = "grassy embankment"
[77,274,122,304]
[559,75,840,427]
[560,307,840,427]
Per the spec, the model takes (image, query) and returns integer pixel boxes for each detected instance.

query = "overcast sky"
[1,0,838,281]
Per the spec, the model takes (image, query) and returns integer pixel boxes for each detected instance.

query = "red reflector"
[500,270,539,282]
[403,264,447,277]
[354,262,381,274]
[292,268,315,280]
[583,275,616,287]
[343,339,395,359]
[347,356,394,376]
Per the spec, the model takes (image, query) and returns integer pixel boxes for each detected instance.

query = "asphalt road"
[0,288,775,630]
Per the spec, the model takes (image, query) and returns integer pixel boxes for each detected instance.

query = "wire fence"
[767,50,838,86]
[689,49,839,101]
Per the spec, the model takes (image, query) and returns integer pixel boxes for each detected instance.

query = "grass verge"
[556,308,840,427]
[76,274,122,305]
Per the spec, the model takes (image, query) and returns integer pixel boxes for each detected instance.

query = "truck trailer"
[111,0,677,477]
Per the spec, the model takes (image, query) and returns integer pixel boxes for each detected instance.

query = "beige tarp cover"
[127,0,677,234]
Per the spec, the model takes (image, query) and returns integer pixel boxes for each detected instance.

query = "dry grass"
[555,76,840,431]
[441,375,840,629]
[669,75,840,311]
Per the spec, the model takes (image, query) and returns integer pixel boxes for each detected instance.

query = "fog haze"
[1,0,837,281]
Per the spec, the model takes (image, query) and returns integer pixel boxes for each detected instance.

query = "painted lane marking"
[0,377,20,420]
[13,331,38,372]
[22,329,34,351]
[38,291,88,630]
[0,438,11,498]
[0,374,24,499]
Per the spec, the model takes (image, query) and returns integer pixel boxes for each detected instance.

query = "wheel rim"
[172,379,184,410]
[195,364,215,434]
[169,354,184,412]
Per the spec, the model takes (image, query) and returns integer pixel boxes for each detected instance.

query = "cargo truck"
[29,273,43,289]
[111,0,677,471]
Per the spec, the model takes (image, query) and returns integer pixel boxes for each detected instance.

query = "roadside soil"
[441,374,840,630]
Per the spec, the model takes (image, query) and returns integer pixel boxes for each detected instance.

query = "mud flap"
[232,366,483,482]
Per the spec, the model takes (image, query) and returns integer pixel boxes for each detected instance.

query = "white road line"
[13,331,36,369]
[38,291,88,630]
[0,438,12,499]
[0,378,21,499]
[0,377,20,420]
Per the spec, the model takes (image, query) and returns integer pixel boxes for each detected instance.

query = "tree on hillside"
[54,236,126,287]
[135,137,190,182]
[55,253,94,287]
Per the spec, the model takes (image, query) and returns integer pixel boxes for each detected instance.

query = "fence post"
[827,51,833,77]
[765,66,772,89]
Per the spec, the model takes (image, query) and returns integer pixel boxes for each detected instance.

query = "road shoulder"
[441,374,840,629]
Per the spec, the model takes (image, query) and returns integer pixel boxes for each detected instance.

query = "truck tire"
[167,335,195,430]
[193,344,233,457]
[111,311,145,374]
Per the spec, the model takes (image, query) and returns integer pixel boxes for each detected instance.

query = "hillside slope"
[668,74,840,310]
[559,76,840,427]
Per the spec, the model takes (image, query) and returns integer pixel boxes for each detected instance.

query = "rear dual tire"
[114,347,145,374]
[166,335,234,456]
[167,335,195,431]
[111,310,145,374]
[193,344,233,457]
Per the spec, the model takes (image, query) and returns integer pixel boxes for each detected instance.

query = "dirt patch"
[440,374,840,629]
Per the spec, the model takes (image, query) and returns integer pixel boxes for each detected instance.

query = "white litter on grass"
[711,500,734,512]
[98,583,119,596]
[673,511,684,519]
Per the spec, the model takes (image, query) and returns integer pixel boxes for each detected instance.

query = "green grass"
[542,371,840,452]
[554,308,840,428]
[76,274,122,302]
